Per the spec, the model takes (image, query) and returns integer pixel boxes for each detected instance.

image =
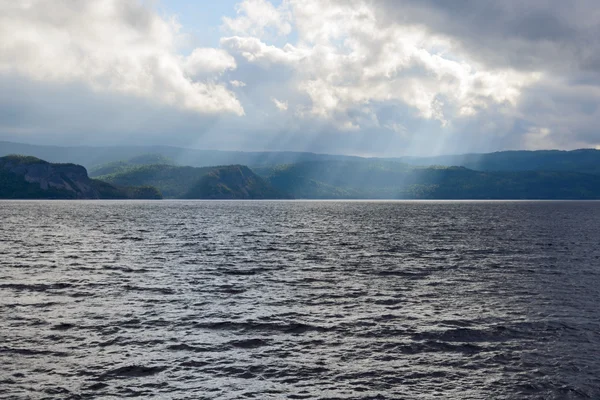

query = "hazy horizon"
[4,138,600,162]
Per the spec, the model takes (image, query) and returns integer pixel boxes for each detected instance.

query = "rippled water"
[1,200,600,399]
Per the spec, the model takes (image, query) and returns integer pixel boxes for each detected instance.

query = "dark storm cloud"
[374,0,600,74]
[367,0,600,149]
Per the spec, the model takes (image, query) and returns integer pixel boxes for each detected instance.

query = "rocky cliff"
[1,155,99,198]
[0,155,162,199]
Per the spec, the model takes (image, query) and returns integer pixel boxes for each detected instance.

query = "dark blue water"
[1,200,599,399]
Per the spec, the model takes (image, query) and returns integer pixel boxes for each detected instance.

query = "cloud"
[271,97,288,111]
[219,0,600,152]
[523,127,553,150]
[0,0,243,115]
[2,0,600,155]
[222,0,540,131]
[221,36,306,66]
[183,48,237,78]
[373,0,600,76]
[367,0,600,150]
[222,0,292,38]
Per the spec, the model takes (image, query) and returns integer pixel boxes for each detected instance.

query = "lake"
[1,200,599,399]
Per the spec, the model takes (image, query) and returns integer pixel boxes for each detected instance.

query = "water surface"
[1,200,599,399]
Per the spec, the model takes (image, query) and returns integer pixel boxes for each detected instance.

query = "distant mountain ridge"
[4,152,600,200]
[255,160,600,199]
[2,140,600,174]
[0,141,360,170]
[0,154,287,200]
[393,149,600,175]
[3,142,600,200]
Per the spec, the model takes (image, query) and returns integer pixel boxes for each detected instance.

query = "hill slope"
[88,154,175,177]
[96,164,287,199]
[256,160,600,199]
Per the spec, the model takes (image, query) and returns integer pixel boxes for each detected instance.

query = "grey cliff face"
[3,159,99,198]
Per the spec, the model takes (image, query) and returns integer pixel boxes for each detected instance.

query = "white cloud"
[230,80,247,87]
[221,36,306,66]
[222,0,292,38]
[183,48,237,78]
[271,97,288,111]
[221,0,541,130]
[0,0,244,115]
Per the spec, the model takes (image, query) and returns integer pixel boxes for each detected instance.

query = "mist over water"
[1,200,599,399]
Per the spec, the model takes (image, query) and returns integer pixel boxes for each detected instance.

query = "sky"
[1,0,600,156]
